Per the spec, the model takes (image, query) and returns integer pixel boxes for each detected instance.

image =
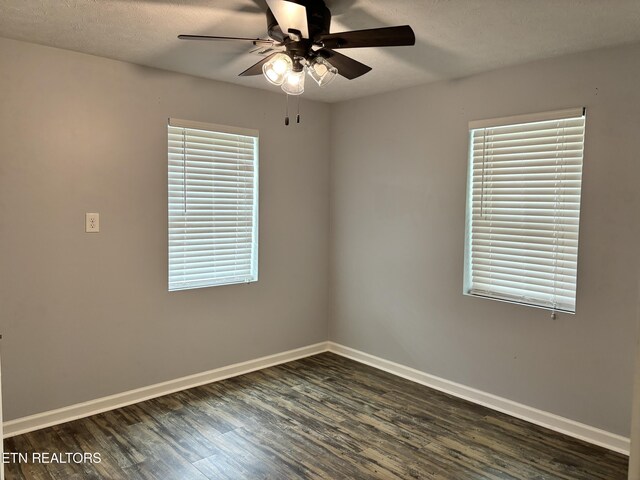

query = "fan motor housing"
[266,0,331,41]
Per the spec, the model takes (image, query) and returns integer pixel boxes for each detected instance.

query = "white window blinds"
[464,108,586,313]
[168,119,258,291]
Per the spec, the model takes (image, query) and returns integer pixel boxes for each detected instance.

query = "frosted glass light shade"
[308,57,338,87]
[281,69,305,95]
[262,53,293,86]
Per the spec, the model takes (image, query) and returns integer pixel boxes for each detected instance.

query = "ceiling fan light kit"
[308,56,338,87]
[262,52,293,85]
[179,0,416,97]
[263,52,337,94]
[282,66,306,95]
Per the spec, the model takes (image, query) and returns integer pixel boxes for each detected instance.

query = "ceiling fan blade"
[316,25,415,49]
[318,49,372,80]
[239,52,280,76]
[178,35,274,46]
[265,0,309,39]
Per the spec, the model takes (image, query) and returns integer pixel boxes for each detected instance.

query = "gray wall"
[0,37,330,420]
[1,33,638,441]
[330,42,640,436]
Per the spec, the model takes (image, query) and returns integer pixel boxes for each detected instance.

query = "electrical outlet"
[85,213,100,233]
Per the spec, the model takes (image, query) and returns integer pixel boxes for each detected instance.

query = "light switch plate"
[85,213,99,233]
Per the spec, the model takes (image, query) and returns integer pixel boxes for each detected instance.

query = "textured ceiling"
[1,0,640,103]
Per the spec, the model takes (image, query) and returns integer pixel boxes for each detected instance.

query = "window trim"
[463,108,586,313]
[468,107,584,130]
[167,118,259,291]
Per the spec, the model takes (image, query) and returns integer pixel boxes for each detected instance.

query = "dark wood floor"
[3,353,628,479]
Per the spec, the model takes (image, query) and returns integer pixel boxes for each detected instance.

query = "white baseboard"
[3,342,329,438]
[4,340,629,456]
[327,342,630,455]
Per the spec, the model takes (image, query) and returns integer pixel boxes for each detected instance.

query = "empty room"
[1,0,639,479]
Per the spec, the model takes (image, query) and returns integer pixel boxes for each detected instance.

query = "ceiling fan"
[178,0,416,96]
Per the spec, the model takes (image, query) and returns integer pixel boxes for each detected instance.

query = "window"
[168,119,258,291]
[464,108,586,313]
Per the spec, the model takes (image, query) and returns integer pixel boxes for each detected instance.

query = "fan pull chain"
[285,94,290,126]
[296,96,301,124]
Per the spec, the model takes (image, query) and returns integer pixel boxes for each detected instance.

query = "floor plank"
[3,353,629,479]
